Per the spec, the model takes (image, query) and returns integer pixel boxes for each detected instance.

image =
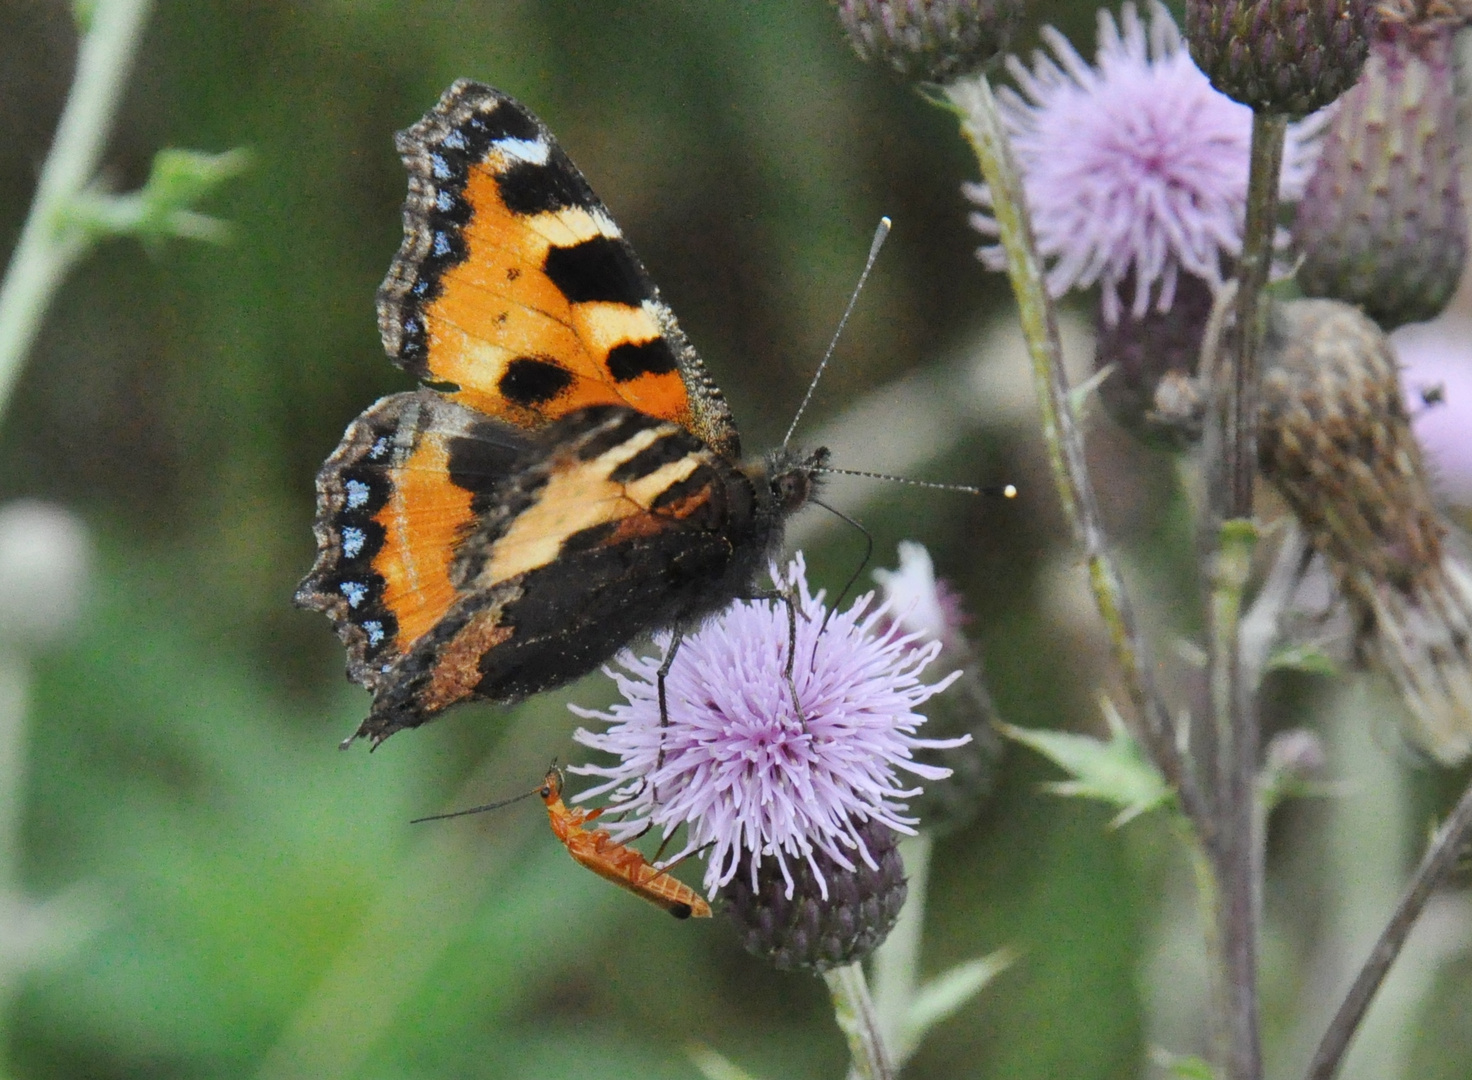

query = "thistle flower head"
[1185,0,1376,116]
[722,816,908,972]
[1259,299,1472,765]
[874,541,1005,834]
[965,1,1324,324]
[1294,17,1467,329]
[571,554,964,900]
[872,539,968,651]
[834,0,1024,83]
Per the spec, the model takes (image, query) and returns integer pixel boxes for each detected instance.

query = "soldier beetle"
[413,765,711,919]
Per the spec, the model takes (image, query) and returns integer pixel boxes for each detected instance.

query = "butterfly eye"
[774,471,810,512]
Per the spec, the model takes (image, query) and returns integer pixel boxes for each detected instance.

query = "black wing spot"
[500,356,575,407]
[497,152,587,216]
[543,235,649,306]
[481,98,541,145]
[606,338,678,382]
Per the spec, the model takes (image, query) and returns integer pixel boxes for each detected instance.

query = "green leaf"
[1264,642,1339,676]
[998,697,1172,826]
[687,1044,765,1080]
[1070,364,1113,421]
[1150,1048,1218,1079]
[903,947,1018,1051]
[64,147,250,247]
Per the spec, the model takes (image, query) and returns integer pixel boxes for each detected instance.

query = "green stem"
[941,72,1206,840]
[1209,520,1261,1080]
[0,652,28,1072]
[1206,110,1285,1080]
[1220,113,1285,522]
[825,963,894,1080]
[0,0,154,424]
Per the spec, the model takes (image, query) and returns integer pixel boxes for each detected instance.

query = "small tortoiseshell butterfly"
[296,81,826,747]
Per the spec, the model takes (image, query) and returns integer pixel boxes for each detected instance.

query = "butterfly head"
[757,445,830,516]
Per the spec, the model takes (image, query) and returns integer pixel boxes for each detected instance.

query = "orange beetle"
[416,765,711,919]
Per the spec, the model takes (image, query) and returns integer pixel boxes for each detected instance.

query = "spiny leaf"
[998,696,1172,826]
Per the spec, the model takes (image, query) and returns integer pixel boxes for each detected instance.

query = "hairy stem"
[825,963,894,1080]
[942,72,1206,839]
[1209,521,1262,1080]
[1205,109,1285,1080]
[0,0,153,424]
[1304,775,1472,1080]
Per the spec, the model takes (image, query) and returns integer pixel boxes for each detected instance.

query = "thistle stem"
[942,72,1206,839]
[825,962,894,1080]
[0,0,153,425]
[1221,113,1285,519]
[1304,775,1472,1080]
[1206,108,1286,1080]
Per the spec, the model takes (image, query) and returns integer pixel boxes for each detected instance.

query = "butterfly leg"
[745,587,808,727]
[651,630,685,803]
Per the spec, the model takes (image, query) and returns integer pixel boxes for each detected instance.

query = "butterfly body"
[296,82,823,746]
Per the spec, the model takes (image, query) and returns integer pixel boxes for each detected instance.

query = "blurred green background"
[1,2,1469,1079]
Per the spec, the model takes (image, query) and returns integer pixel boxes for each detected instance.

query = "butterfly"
[295,81,826,747]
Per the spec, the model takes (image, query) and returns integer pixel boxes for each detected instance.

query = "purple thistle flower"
[570,554,965,901]
[1393,316,1472,505]
[964,1,1324,324]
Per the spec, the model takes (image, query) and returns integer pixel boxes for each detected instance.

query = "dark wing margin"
[294,389,530,691]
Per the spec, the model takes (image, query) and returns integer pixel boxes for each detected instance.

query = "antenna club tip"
[1004,484,1017,499]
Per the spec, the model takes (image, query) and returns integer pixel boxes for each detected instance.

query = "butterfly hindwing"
[351,406,760,745]
[295,389,531,689]
[377,80,740,458]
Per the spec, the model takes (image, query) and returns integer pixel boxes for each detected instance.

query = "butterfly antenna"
[782,216,892,449]
[410,786,541,824]
[809,496,875,654]
[818,467,1017,499]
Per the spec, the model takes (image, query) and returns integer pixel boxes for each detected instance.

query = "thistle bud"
[1185,0,1376,115]
[721,818,908,972]
[1258,299,1472,765]
[834,0,1023,83]
[1294,18,1467,329]
[1094,272,1215,447]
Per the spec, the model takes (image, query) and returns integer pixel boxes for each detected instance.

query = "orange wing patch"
[376,81,740,458]
[368,429,472,649]
[428,165,692,425]
[294,391,524,689]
